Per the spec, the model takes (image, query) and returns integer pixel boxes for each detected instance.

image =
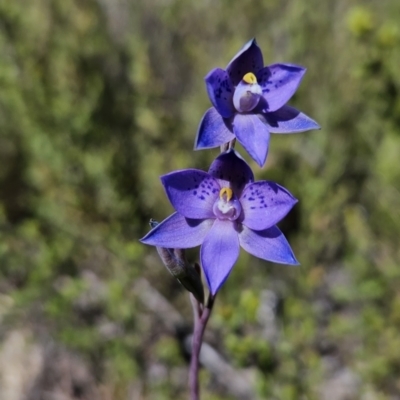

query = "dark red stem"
[189,295,214,400]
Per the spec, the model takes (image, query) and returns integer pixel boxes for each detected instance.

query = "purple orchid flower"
[140,150,299,295]
[195,39,320,167]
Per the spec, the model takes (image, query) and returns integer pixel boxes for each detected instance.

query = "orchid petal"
[241,182,298,230]
[208,149,254,197]
[201,219,240,295]
[257,64,306,112]
[239,225,299,265]
[141,212,214,249]
[205,68,235,118]
[161,170,219,219]
[226,39,264,86]
[262,105,321,133]
[195,108,235,149]
[233,114,270,167]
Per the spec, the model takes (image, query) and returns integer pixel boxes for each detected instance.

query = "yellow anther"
[243,72,257,84]
[219,187,233,201]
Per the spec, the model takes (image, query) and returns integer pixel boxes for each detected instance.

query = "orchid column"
[140,39,319,400]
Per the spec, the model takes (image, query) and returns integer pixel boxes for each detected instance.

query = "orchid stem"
[189,294,215,400]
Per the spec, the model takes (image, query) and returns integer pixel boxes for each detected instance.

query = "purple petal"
[226,39,264,86]
[141,212,214,248]
[239,225,299,265]
[204,68,235,118]
[257,64,306,112]
[195,108,235,149]
[201,219,240,294]
[161,170,220,219]
[208,149,254,197]
[241,182,298,230]
[233,114,270,167]
[261,105,320,133]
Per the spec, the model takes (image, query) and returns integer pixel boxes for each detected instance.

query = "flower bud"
[149,219,204,304]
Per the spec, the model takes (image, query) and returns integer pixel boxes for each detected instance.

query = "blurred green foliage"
[1,0,400,399]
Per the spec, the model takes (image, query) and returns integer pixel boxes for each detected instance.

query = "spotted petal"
[208,149,254,197]
[141,212,214,249]
[201,219,240,294]
[205,68,235,118]
[195,107,235,150]
[241,182,297,231]
[261,105,321,133]
[239,225,299,265]
[161,170,220,219]
[233,114,270,167]
[257,64,306,112]
[226,38,264,86]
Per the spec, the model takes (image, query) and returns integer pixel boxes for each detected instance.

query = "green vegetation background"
[0,0,400,399]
